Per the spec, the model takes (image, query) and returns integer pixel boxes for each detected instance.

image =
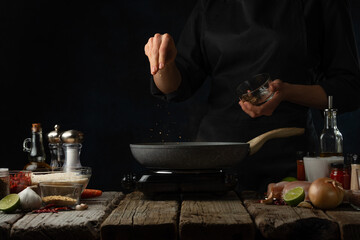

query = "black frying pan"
[130,128,304,170]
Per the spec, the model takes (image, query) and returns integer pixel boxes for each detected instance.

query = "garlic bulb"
[18,187,42,210]
[75,203,88,211]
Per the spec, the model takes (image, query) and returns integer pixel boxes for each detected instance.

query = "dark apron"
[195,0,314,192]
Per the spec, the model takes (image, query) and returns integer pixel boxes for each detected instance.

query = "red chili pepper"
[81,189,102,199]
[10,171,31,193]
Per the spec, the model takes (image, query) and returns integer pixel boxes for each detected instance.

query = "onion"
[308,177,344,209]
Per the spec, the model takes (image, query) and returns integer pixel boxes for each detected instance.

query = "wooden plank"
[326,205,360,240]
[243,198,340,240]
[179,191,255,240]
[0,213,24,240]
[101,191,179,240]
[10,192,123,240]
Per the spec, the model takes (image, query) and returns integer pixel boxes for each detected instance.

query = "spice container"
[0,168,9,199]
[349,169,360,210]
[47,125,64,169]
[39,182,82,207]
[330,163,350,190]
[351,154,360,190]
[9,170,32,193]
[296,151,305,181]
[61,130,84,171]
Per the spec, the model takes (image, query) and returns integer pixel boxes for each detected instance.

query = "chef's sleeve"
[317,0,360,112]
[151,0,209,102]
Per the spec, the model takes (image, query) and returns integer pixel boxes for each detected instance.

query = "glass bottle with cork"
[319,96,343,157]
[23,123,51,171]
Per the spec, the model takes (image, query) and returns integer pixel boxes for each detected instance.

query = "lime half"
[283,187,305,207]
[282,176,297,182]
[0,194,20,213]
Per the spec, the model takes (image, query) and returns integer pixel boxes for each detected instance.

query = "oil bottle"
[319,96,343,157]
[23,123,51,171]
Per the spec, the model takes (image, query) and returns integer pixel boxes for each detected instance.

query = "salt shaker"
[61,130,84,171]
[351,154,360,190]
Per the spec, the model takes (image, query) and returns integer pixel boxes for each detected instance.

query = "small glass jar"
[0,168,10,199]
[296,151,305,181]
[330,163,350,190]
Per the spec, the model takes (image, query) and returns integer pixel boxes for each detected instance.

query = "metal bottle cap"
[61,130,84,143]
[47,125,62,143]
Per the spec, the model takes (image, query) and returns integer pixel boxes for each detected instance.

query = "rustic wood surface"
[0,212,24,240]
[101,191,179,240]
[243,198,340,240]
[9,192,123,240]
[179,192,255,240]
[2,190,360,240]
[326,204,360,240]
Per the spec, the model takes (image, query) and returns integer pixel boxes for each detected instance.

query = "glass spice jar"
[296,151,305,181]
[330,163,350,190]
[0,168,10,199]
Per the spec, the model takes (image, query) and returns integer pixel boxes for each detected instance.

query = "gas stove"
[123,170,238,195]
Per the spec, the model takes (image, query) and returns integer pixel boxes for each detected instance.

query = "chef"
[144,0,360,192]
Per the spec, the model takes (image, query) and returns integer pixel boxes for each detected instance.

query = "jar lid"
[61,130,84,143]
[0,168,9,177]
[331,163,344,169]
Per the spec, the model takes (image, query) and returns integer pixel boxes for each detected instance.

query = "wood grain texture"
[244,199,339,240]
[10,192,123,240]
[0,213,24,240]
[326,206,360,240]
[180,192,255,240]
[101,191,179,240]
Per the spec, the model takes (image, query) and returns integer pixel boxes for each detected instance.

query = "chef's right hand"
[144,33,177,75]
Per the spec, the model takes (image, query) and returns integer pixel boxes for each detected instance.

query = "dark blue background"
[1,0,359,190]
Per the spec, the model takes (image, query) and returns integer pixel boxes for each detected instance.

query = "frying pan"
[130,127,304,170]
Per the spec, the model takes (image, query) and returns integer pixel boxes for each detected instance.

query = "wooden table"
[1,191,360,240]
[0,192,124,240]
[101,191,360,240]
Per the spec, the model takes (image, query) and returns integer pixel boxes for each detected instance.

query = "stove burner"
[136,170,238,195]
[153,169,224,175]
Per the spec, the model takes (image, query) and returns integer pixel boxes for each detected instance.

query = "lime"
[0,194,20,213]
[282,176,297,182]
[283,187,305,207]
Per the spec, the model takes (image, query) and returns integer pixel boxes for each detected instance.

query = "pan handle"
[247,127,305,156]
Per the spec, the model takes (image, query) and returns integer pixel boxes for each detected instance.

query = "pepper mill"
[47,125,64,169]
[61,130,84,171]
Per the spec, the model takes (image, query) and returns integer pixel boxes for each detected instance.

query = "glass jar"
[0,168,10,199]
[330,163,350,190]
[296,151,305,181]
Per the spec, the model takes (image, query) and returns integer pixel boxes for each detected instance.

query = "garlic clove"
[75,203,88,211]
[18,187,43,211]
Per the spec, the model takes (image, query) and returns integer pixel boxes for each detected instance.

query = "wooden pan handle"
[247,127,305,156]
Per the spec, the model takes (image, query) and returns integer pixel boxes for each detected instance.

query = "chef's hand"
[144,33,177,75]
[239,79,286,118]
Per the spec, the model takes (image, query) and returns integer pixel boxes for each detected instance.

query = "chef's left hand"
[239,79,287,118]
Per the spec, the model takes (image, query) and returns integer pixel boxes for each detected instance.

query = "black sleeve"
[317,0,360,112]
[150,0,209,102]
